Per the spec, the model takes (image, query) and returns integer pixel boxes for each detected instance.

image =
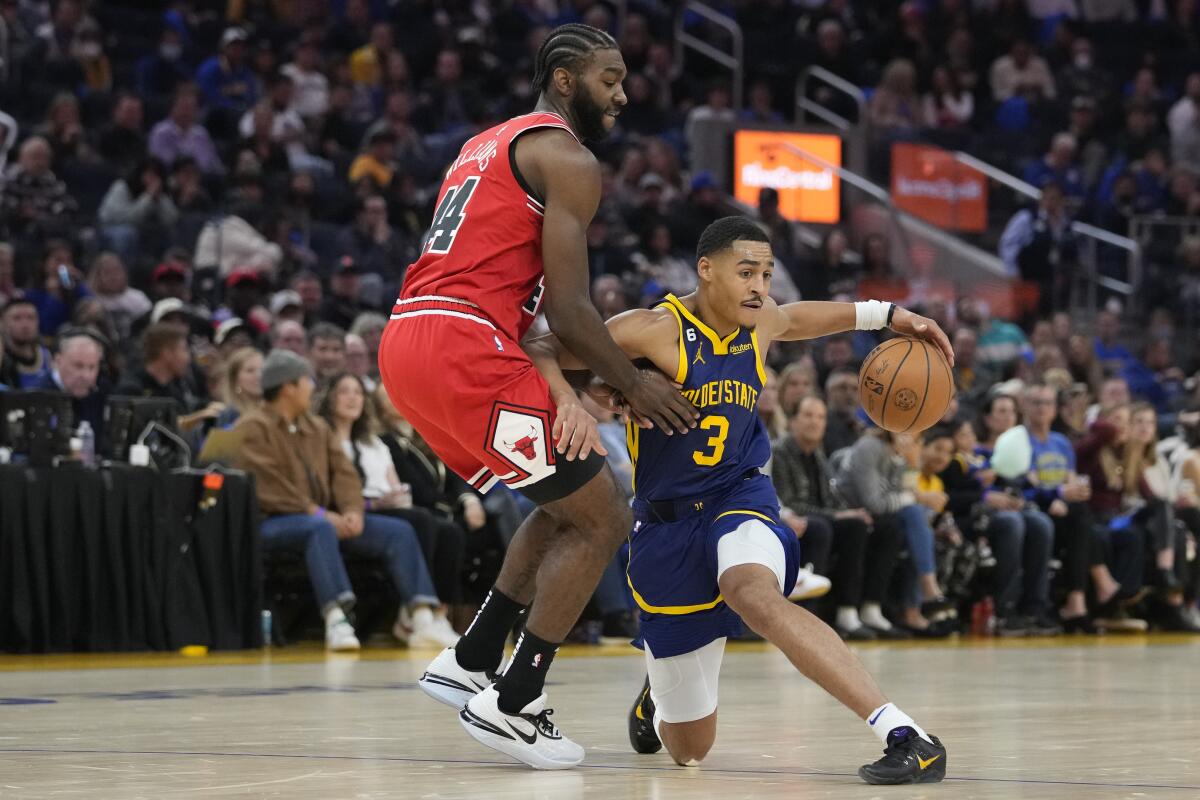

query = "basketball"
[858,336,954,434]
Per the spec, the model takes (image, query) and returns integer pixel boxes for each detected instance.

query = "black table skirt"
[0,464,262,653]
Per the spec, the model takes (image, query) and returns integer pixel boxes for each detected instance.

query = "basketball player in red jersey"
[377,24,697,769]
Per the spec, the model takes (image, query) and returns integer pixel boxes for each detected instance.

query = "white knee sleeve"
[644,637,725,723]
[716,519,787,593]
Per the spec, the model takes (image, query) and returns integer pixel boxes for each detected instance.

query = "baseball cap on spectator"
[690,171,717,192]
[221,27,249,48]
[152,261,188,283]
[150,297,192,325]
[269,289,303,317]
[214,317,252,347]
[260,348,313,392]
[226,268,267,290]
[333,255,361,275]
[367,128,396,147]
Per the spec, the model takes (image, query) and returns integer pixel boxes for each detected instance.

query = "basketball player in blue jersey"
[527,217,954,784]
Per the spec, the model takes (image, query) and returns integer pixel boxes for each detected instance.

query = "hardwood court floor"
[1,635,1198,799]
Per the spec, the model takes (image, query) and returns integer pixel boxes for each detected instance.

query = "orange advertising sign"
[733,130,841,223]
[890,143,987,232]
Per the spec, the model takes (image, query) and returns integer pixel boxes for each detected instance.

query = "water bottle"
[261,609,273,647]
[77,421,95,467]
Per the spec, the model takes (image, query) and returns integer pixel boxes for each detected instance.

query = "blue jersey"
[628,294,772,502]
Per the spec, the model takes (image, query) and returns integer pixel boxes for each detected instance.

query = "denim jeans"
[343,513,440,606]
[894,504,936,609]
[260,514,354,614]
[988,509,1054,617]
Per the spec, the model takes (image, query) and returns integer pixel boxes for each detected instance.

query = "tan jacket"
[233,406,364,516]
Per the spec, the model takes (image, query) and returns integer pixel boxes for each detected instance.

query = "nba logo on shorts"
[532,653,542,668]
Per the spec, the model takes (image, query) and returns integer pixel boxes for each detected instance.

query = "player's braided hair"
[531,23,618,94]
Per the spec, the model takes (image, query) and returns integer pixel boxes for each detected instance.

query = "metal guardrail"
[949,150,1142,308]
[795,66,866,132]
[779,141,1011,283]
[673,1,744,112]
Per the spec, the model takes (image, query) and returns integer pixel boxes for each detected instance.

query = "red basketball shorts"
[378,296,603,503]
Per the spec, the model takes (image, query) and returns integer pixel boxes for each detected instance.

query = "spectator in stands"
[97,158,180,264]
[839,429,952,636]
[999,180,1076,314]
[778,360,819,417]
[234,349,451,651]
[363,88,428,176]
[338,195,412,280]
[976,392,1019,453]
[290,270,322,325]
[808,18,862,119]
[1,298,49,388]
[1093,310,1136,374]
[631,222,693,298]
[1168,72,1200,143]
[668,173,727,257]
[25,239,88,336]
[168,156,213,214]
[858,233,909,303]
[757,367,787,442]
[1172,103,1200,171]
[0,244,18,308]
[193,204,283,278]
[28,326,107,441]
[308,323,346,382]
[196,28,257,116]
[1116,104,1166,163]
[113,323,220,433]
[990,38,1057,103]
[799,228,857,302]
[772,396,897,640]
[239,72,309,171]
[282,35,330,121]
[940,417,1058,635]
[269,290,304,325]
[215,346,262,428]
[136,26,189,100]
[1057,38,1111,109]
[823,367,864,454]
[869,58,920,137]
[36,92,95,165]
[89,252,150,344]
[319,256,366,329]
[350,22,394,88]
[349,128,396,191]
[96,93,147,176]
[270,318,307,356]
[2,136,77,241]
[1054,380,1092,441]
[317,371,462,644]
[148,85,225,175]
[952,327,997,413]
[1024,133,1085,200]
[344,333,375,393]
[685,81,736,158]
[349,313,386,371]
[237,103,291,180]
[415,49,479,134]
[923,65,974,131]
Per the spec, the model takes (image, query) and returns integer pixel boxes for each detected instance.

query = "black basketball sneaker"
[858,727,947,785]
[627,676,662,754]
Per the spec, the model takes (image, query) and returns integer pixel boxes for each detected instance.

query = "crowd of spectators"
[1,1,1200,647]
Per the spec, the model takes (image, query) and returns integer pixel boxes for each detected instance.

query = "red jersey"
[396,111,580,341]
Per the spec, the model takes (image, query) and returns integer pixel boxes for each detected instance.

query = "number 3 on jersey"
[692,415,729,466]
[426,176,480,255]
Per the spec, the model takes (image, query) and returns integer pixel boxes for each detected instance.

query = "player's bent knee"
[661,715,716,766]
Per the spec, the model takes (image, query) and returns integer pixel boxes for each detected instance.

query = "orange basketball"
[858,336,955,434]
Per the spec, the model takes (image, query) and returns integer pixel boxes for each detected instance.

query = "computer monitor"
[104,396,180,462]
[0,391,75,466]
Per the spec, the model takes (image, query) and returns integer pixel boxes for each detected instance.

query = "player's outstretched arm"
[520,335,608,462]
[526,134,697,433]
[761,298,955,366]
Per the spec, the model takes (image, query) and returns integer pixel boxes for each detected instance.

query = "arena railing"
[673,0,744,112]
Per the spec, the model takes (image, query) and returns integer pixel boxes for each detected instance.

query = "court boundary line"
[2,747,1197,792]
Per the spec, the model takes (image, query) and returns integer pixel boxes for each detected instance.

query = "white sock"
[861,603,892,630]
[867,702,931,744]
[411,606,434,629]
[652,707,663,739]
[837,607,862,631]
[324,606,347,627]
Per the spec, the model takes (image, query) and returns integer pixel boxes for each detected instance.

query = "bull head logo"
[503,424,540,461]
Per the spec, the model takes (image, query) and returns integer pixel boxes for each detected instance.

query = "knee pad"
[644,638,725,724]
[716,519,787,593]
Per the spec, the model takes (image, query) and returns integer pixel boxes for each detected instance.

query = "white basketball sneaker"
[788,563,832,601]
[419,647,490,708]
[459,685,584,770]
[325,616,361,652]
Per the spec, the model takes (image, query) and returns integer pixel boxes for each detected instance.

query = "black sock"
[454,587,525,673]
[495,630,559,715]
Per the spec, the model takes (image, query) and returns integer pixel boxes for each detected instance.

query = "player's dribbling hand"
[626,369,699,435]
[888,307,955,367]
[553,396,608,461]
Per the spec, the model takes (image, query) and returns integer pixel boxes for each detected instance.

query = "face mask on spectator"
[161,43,182,61]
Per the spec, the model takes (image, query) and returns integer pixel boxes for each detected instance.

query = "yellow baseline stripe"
[715,509,776,524]
[627,576,724,615]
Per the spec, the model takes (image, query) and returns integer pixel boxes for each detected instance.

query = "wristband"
[886,302,897,325]
[854,300,890,330]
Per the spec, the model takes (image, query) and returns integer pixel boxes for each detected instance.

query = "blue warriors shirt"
[628,294,771,502]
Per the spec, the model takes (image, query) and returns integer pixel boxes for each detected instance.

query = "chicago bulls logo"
[503,425,540,461]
